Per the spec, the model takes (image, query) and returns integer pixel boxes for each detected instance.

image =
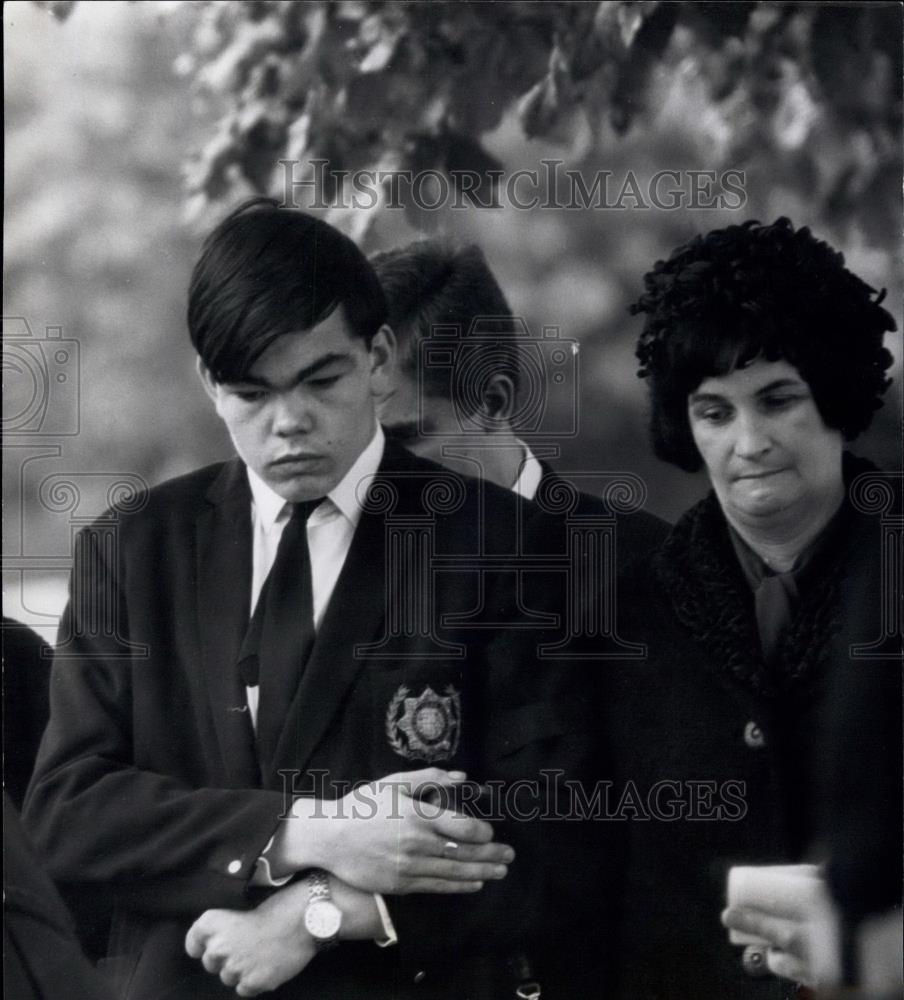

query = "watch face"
[304,899,342,940]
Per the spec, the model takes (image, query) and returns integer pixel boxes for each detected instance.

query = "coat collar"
[653,453,876,699]
[196,459,260,787]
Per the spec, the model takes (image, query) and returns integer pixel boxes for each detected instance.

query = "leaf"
[357,16,406,73]
[237,112,287,192]
[196,16,284,94]
[443,133,503,204]
[517,43,574,140]
[31,0,77,21]
[609,1,680,134]
[678,1,757,49]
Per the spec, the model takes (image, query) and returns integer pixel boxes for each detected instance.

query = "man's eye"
[235,389,266,403]
[308,375,341,389]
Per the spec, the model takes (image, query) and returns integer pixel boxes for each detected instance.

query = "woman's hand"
[722,868,841,987]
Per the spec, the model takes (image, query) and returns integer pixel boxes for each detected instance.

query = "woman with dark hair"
[602,218,900,998]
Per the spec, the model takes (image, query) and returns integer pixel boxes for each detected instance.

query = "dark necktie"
[238,498,321,773]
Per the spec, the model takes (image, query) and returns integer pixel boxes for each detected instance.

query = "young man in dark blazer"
[371,239,669,556]
[371,239,671,994]
[24,201,577,999]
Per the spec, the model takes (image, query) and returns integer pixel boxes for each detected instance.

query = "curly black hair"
[630,217,896,472]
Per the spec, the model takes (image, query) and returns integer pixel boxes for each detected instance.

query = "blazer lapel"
[264,443,428,783]
[265,495,388,784]
[195,460,261,788]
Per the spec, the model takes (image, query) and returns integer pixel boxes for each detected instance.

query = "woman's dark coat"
[599,456,901,999]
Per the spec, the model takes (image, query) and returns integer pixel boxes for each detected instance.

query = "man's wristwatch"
[303,869,342,950]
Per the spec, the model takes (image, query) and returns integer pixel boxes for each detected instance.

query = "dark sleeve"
[22,524,285,917]
[2,617,52,811]
[3,793,115,1000]
[818,508,903,922]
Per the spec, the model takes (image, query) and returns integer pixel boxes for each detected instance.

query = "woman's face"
[687,358,844,526]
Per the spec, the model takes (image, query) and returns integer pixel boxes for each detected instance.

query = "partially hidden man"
[24,200,590,999]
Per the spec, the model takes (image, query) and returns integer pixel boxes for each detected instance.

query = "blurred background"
[4,0,902,640]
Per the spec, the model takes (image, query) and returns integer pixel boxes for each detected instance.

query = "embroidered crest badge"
[386,685,461,763]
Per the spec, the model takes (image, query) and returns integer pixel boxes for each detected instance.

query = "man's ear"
[196,358,220,405]
[478,373,516,423]
[369,324,398,401]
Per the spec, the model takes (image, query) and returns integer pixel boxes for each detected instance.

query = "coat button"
[741,944,769,977]
[227,859,242,874]
[413,971,426,984]
[743,721,766,749]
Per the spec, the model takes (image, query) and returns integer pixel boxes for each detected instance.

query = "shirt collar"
[512,441,544,500]
[246,425,386,531]
[327,424,385,527]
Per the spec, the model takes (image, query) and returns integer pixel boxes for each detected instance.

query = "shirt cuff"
[373,893,398,947]
[250,834,293,888]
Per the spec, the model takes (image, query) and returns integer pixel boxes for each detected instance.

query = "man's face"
[687,357,844,526]
[377,368,516,484]
[201,309,392,502]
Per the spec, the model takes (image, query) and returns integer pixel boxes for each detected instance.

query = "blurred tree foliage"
[5,0,901,628]
[9,1,904,491]
[152,0,903,241]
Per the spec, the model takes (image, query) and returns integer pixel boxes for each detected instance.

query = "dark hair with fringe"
[370,240,520,411]
[188,198,387,382]
[630,217,896,472]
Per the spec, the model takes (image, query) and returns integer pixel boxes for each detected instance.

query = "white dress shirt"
[246,425,396,945]
[244,425,386,722]
[511,442,544,500]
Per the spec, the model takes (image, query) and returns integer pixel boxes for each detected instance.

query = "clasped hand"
[287,766,514,895]
[186,883,315,997]
[186,768,515,994]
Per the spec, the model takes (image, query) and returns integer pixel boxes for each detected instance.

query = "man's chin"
[264,467,338,503]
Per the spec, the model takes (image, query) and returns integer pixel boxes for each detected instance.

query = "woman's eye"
[762,394,801,411]
[697,406,730,424]
[236,390,265,402]
[308,375,341,389]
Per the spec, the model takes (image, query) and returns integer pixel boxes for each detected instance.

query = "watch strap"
[304,868,341,951]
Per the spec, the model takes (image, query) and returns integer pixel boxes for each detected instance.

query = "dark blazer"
[4,793,115,1000]
[520,462,669,666]
[2,617,52,811]
[600,455,901,1000]
[486,463,671,994]
[23,442,595,1000]
[534,461,672,575]
[535,462,671,565]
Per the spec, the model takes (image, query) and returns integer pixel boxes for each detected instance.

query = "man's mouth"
[269,454,322,467]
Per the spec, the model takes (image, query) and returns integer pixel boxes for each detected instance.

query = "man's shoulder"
[107,459,242,526]
[379,442,529,519]
[530,464,671,552]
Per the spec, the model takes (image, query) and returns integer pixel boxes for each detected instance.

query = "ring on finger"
[442,840,459,859]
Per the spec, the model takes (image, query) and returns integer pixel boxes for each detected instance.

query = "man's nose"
[271,390,314,435]
[733,411,772,458]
